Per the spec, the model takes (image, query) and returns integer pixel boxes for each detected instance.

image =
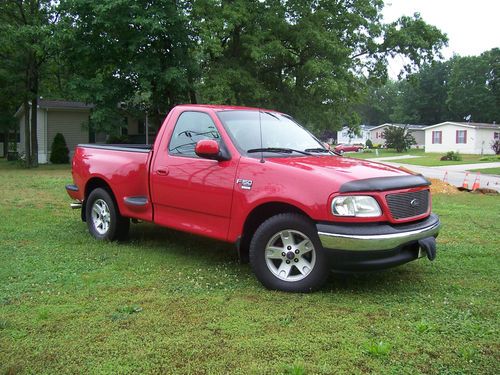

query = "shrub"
[491,140,500,155]
[440,151,462,161]
[107,135,129,144]
[50,133,70,164]
[365,139,373,149]
[382,125,416,152]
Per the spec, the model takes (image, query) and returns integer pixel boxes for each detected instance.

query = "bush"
[491,140,500,155]
[50,133,70,164]
[107,135,129,144]
[365,139,373,149]
[382,125,416,152]
[440,151,462,161]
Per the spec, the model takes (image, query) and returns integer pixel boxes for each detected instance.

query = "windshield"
[217,110,324,156]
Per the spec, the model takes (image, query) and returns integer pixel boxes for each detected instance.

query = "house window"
[456,130,467,144]
[432,131,442,144]
[494,132,500,140]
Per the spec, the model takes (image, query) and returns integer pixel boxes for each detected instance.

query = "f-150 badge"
[236,179,253,190]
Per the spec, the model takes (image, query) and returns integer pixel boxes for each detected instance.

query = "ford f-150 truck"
[66,104,441,292]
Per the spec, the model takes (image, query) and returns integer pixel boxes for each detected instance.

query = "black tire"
[85,188,130,241]
[249,213,329,292]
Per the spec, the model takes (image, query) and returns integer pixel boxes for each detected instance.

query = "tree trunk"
[23,98,31,168]
[30,93,39,167]
[3,129,8,158]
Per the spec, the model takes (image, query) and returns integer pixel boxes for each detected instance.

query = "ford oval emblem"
[410,198,420,207]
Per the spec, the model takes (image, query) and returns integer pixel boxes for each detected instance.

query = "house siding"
[47,110,90,159]
[424,124,497,154]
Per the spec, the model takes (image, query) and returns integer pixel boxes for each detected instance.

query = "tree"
[58,0,198,133]
[383,126,415,152]
[192,1,447,131]
[0,0,59,167]
[447,49,499,123]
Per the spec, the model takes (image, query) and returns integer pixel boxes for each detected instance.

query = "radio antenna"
[259,110,265,163]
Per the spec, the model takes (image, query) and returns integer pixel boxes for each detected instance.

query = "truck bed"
[72,144,153,222]
[78,144,152,152]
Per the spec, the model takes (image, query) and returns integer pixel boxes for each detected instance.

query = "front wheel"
[249,213,329,292]
[86,188,130,241]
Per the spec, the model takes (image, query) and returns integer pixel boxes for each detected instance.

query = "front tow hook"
[418,237,437,261]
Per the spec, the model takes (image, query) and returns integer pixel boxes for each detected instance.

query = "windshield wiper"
[304,147,342,156]
[247,147,312,156]
[304,148,329,153]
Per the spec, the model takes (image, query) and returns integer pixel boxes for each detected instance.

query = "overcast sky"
[383,0,500,78]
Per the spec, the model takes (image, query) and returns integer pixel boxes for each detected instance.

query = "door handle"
[156,168,169,176]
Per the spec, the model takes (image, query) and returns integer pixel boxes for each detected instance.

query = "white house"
[370,123,427,148]
[337,125,374,145]
[424,122,500,155]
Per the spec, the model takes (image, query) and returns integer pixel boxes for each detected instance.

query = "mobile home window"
[494,132,500,140]
[456,130,467,144]
[432,131,442,144]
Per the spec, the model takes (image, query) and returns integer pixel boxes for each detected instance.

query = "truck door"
[150,110,239,241]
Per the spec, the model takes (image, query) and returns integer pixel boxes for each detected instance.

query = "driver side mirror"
[195,139,229,161]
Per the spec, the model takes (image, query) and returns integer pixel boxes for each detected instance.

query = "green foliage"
[364,341,391,357]
[365,139,373,148]
[49,133,69,164]
[358,48,499,125]
[382,126,416,152]
[440,151,462,161]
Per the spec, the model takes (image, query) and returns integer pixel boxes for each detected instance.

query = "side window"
[168,112,221,157]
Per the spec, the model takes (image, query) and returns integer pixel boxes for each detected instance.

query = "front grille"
[386,190,429,219]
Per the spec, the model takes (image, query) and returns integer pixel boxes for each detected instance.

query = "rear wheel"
[86,188,129,241]
[249,213,329,292]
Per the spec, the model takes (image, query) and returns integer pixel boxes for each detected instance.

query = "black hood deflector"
[339,175,430,193]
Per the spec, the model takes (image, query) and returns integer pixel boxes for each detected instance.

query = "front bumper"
[317,214,441,271]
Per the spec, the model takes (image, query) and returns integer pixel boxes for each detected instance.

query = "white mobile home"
[337,125,374,145]
[424,122,499,155]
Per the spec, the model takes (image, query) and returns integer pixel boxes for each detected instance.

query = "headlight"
[331,196,381,217]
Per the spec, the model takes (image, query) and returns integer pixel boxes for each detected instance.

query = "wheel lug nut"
[286,260,290,264]
[295,249,299,254]
[287,246,292,250]
[294,258,298,262]
[281,252,286,257]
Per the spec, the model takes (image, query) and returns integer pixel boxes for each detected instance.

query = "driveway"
[378,161,500,192]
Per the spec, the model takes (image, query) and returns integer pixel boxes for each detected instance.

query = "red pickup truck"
[66,104,440,292]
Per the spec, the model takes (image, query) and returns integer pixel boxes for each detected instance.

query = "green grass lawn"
[1,159,499,374]
[352,149,500,167]
[467,167,500,176]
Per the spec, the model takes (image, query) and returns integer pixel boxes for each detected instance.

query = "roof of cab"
[175,104,282,113]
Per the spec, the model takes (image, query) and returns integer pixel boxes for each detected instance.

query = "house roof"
[424,121,500,130]
[370,123,427,131]
[14,99,94,118]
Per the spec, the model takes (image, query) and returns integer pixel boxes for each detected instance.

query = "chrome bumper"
[317,214,441,252]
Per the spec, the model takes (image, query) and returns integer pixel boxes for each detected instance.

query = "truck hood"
[266,155,423,191]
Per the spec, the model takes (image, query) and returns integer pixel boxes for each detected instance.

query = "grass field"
[467,167,500,176]
[352,149,500,167]
[1,160,499,374]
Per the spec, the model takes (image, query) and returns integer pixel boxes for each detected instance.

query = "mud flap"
[418,237,437,261]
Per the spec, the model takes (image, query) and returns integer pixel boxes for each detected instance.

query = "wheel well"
[82,178,116,221]
[237,202,310,263]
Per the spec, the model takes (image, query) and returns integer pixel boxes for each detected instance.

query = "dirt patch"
[428,178,459,195]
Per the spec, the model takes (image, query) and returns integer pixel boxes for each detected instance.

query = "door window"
[168,112,221,157]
